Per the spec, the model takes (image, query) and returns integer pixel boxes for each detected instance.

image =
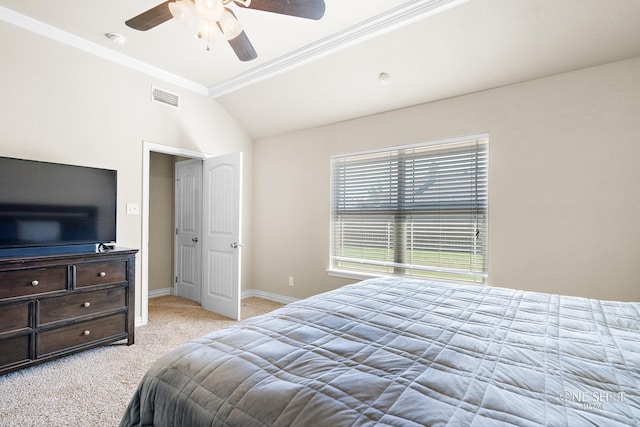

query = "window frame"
[329,133,489,284]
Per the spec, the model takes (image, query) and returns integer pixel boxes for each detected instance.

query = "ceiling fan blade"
[125,1,173,31]
[236,0,326,20]
[228,31,258,62]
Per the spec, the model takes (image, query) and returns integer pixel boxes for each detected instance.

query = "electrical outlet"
[288,276,294,287]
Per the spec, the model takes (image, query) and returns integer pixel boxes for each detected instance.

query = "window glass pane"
[331,135,488,283]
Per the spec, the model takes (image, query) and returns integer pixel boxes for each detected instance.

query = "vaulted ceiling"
[1,0,640,139]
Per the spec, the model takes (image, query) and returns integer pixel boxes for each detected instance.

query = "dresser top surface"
[0,248,138,269]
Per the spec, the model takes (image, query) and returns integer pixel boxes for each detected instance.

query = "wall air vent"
[151,86,180,108]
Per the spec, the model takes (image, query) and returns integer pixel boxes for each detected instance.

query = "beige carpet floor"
[0,296,283,427]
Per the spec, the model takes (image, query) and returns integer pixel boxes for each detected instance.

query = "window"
[330,134,488,283]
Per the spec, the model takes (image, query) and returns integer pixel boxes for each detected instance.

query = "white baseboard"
[148,287,295,304]
[149,287,174,298]
[135,288,295,327]
[242,289,298,305]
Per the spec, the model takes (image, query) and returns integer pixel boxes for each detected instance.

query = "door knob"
[192,237,199,243]
[230,242,243,249]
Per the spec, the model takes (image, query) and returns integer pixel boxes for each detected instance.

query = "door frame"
[140,141,208,326]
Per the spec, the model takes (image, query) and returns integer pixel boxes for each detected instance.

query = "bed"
[120,277,640,426]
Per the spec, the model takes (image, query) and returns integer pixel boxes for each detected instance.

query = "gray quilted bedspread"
[120,278,640,426]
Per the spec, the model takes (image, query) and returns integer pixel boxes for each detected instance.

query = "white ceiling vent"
[151,86,180,108]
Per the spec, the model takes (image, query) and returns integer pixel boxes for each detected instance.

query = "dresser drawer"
[0,334,31,367]
[0,267,67,299]
[75,261,127,288]
[0,302,31,334]
[38,287,126,325]
[37,312,126,356]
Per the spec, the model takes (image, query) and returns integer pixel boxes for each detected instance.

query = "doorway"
[141,142,243,326]
[141,142,207,326]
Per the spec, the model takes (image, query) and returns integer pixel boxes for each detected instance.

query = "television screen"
[0,156,117,249]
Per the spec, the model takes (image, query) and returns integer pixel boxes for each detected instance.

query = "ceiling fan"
[125,0,326,62]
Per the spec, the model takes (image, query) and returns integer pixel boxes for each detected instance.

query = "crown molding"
[208,0,467,97]
[0,5,209,96]
[1,0,465,98]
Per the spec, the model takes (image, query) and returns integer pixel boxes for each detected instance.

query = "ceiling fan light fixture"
[196,20,219,43]
[169,0,197,29]
[125,0,325,60]
[218,8,243,40]
[195,0,224,23]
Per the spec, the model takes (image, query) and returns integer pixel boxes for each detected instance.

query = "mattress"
[120,277,640,426]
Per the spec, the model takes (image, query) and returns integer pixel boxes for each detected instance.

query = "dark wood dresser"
[0,248,137,375]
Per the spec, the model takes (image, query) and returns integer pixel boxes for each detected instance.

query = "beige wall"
[149,153,176,293]
[3,18,639,306]
[0,22,254,318]
[253,56,640,302]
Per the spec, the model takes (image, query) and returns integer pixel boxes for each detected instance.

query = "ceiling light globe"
[218,9,243,40]
[196,20,219,43]
[195,0,224,22]
[169,0,196,29]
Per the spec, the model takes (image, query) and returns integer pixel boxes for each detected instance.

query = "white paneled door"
[174,153,242,320]
[174,159,202,303]
[201,153,243,320]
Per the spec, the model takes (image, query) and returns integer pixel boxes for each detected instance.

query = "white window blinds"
[330,134,488,283]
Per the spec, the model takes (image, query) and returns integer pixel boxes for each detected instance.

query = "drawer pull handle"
[99,272,106,277]
[31,280,39,286]
[83,330,91,336]
[83,302,91,308]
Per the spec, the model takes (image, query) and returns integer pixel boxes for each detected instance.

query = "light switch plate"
[126,203,139,215]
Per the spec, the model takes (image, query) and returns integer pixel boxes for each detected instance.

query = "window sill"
[327,268,488,287]
[327,269,384,281]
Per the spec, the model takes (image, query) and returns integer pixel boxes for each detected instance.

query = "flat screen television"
[0,156,117,255]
